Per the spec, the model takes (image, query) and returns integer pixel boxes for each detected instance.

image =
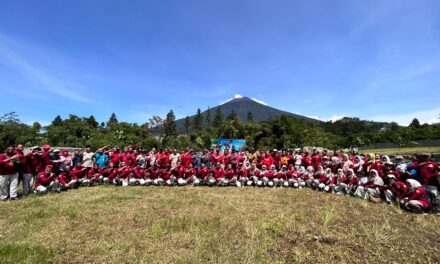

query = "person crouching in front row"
[35,165,59,194]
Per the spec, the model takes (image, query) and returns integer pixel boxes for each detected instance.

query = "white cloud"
[367,107,440,126]
[329,115,344,122]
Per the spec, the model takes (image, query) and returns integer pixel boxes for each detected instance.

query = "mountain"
[175,95,321,132]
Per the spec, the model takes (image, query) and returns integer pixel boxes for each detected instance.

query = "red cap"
[42,144,51,150]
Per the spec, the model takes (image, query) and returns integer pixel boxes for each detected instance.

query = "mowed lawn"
[1,186,439,263]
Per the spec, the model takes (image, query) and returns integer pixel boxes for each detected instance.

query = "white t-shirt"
[82,152,94,168]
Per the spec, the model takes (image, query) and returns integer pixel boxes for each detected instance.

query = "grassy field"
[1,186,439,263]
[359,146,440,155]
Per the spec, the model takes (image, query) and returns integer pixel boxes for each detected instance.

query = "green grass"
[360,146,440,155]
[1,186,439,263]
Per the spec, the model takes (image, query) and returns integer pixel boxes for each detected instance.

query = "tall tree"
[226,109,237,121]
[409,118,421,128]
[52,115,63,126]
[247,111,253,122]
[184,116,191,134]
[107,113,118,127]
[193,108,203,131]
[163,110,178,138]
[205,107,212,127]
[213,107,223,128]
[85,115,98,128]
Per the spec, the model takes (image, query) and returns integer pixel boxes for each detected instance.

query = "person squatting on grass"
[0,145,439,214]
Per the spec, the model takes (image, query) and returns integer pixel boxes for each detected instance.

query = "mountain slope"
[175,96,320,132]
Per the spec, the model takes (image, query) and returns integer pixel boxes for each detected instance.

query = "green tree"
[409,118,421,128]
[85,115,99,128]
[213,107,223,128]
[205,107,212,127]
[163,110,178,143]
[184,116,191,135]
[107,113,118,127]
[247,111,253,122]
[52,115,63,126]
[193,108,203,131]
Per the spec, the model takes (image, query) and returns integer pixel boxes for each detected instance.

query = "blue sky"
[0,0,439,126]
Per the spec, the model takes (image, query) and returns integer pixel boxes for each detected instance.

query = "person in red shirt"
[39,144,52,169]
[311,148,322,170]
[302,151,313,168]
[410,153,439,198]
[247,163,260,186]
[84,163,103,186]
[129,164,147,185]
[182,150,193,168]
[277,165,290,187]
[157,166,169,185]
[209,162,225,186]
[334,168,352,194]
[184,163,199,185]
[197,163,210,184]
[261,152,274,169]
[401,179,432,213]
[110,147,121,166]
[258,165,269,187]
[72,162,87,186]
[382,174,408,204]
[0,146,20,200]
[219,164,236,186]
[35,165,59,193]
[102,162,118,184]
[59,165,77,190]
[16,145,36,195]
[117,161,131,186]
[145,165,158,185]
[236,163,248,187]
[266,165,279,188]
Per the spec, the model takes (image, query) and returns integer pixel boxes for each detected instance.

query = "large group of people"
[1,144,439,214]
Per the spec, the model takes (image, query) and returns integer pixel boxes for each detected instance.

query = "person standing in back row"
[81,145,94,174]
[0,147,20,200]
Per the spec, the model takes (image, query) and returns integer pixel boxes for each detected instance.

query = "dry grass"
[1,186,439,263]
[360,146,440,155]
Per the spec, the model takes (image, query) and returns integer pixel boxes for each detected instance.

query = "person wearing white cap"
[354,169,384,201]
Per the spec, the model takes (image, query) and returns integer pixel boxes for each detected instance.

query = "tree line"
[1,110,439,151]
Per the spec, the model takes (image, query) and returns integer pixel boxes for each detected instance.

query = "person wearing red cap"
[0,146,20,200]
[35,165,59,193]
[40,144,52,168]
